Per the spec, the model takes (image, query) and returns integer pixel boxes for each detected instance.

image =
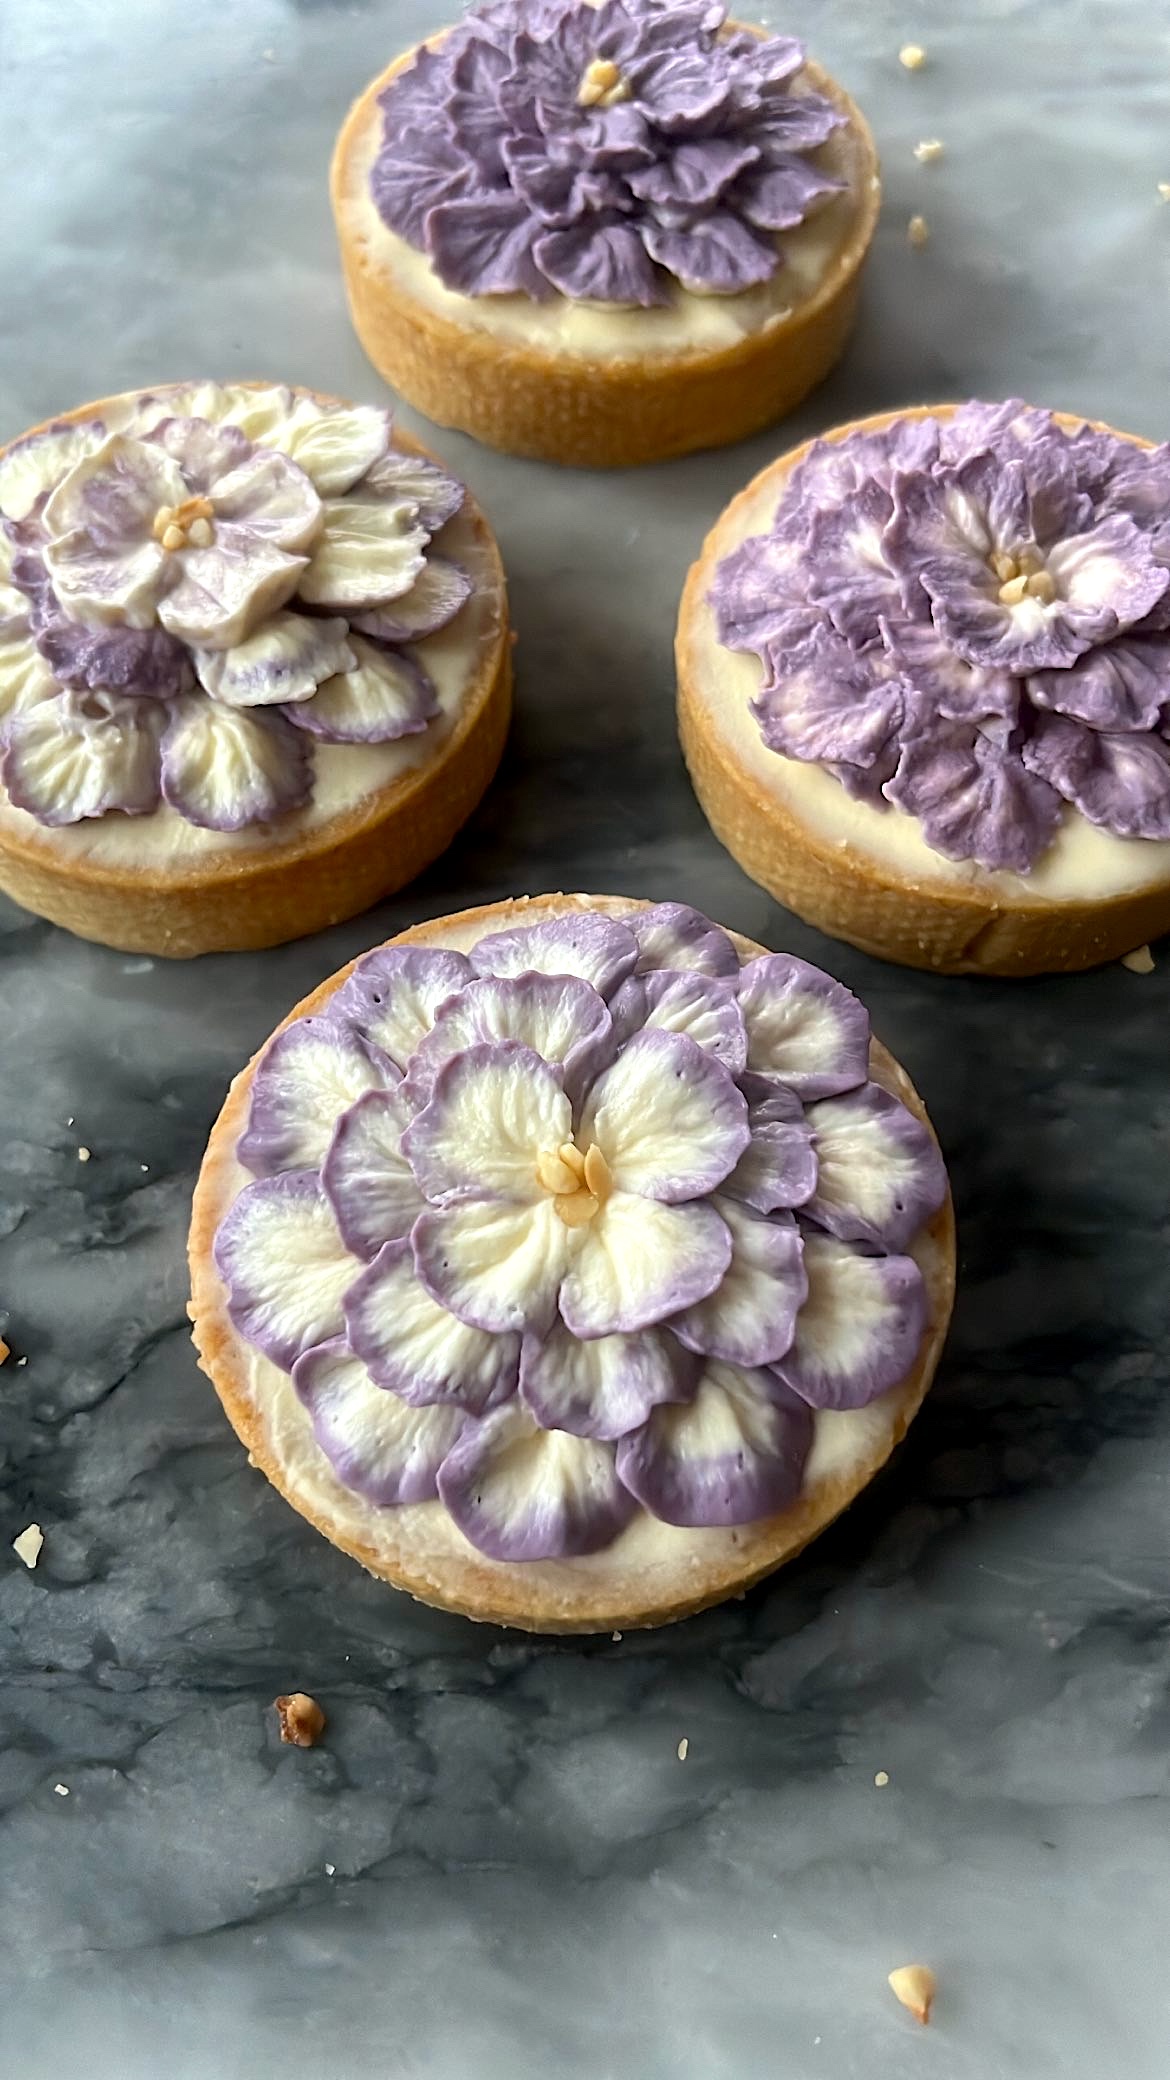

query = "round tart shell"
[677,404,1170,976]
[0,386,512,958]
[188,893,956,1633]
[331,40,880,469]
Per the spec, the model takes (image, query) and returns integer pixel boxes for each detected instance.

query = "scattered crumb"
[140,1164,150,1173]
[274,1691,326,1747]
[66,1116,74,1127]
[611,1630,623,1642]
[77,1146,91,1163]
[54,1783,70,1798]
[874,1770,890,1787]
[913,138,944,164]
[677,1737,689,1762]
[899,42,927,70]
[1122,944,1155,973]
[325,1862,336,1876]
[262,47,276,61]
[888,1964,936,2024]
[17,1355,28,1367]
[0,1337,8,1366]
[12,1523,43,1569]
[1158,182,1170,202]
[907,214,930,247]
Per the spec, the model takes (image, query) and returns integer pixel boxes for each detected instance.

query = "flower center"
[152,494,216,553]
[577,56,631,109]
[535,1140,613,1228]
[989,546,1057,607]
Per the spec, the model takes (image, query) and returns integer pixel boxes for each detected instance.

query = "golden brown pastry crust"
[330,41,880,469]
[0,386,512,958]
[188,893,955,1633]
[677,405,1170,975]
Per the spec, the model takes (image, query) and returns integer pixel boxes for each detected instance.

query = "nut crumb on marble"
[274,1691,326,1747]
[677,1737,689,1761]
[913,138,944,163]
[54,1783,70,1797]
[1121,945,1155,973]
[77,1146,91,1162]
[899,42,927,69]
[17,1355,28,1366]
[874,1769,890,1787]
[907,214,930,247]
[13,1523,43,1569]
[325,1862,336,1876]
[888,1964,936,2024]
[611,1630,623,1641]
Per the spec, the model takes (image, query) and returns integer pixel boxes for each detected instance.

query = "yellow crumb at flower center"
[536,1140,613,1227]
[989,545,1057,606]
[152,494,216,553]
[577,56,631,108]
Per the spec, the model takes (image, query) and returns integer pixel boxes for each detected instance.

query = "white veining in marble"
[2,2,1169,2076]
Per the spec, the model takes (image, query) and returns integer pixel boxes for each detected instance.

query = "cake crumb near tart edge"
[874,1769,890,1787]
[899,42,927,70]
[77,1146,91,1162]
[677,1737,689,1761]
[913,138,945,164]
[12,1523,43,1569]
[274,1691,326,1747]
[907,214,930,247]
[888,1964,936,2024]
[1121,945,1155,973]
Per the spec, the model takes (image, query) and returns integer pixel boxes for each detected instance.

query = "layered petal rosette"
[711,402,1170,870]
[0,382,476,831]
[215,905,948,1561]
[371,0,846,305]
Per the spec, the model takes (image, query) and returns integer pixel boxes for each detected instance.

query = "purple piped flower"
[213,906,948,1560]
[372,0,846,303]
[710,401,1170,871]
[0,383,477,833]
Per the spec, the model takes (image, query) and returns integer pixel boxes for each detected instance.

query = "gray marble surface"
[2,0,1169,2073]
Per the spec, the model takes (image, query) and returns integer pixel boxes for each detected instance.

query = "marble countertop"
[2,1,1169,2073]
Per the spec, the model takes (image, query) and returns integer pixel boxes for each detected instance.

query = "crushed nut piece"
[0,1337,9,1366]
[913,138,944,163]
[578,55,630,107]
[874,1769,890,1787]
[274,1691,326,1747]
[611,1630,623,1642]
[677,1737,689,1761]
[17,1355,27,1367]
[325,1861,336,1875]
[907,214,930,247]
[54,1782,70,1797]
[77,1146,91,1162]
[1122,945,1155,973]
[13,1523,43,1569]
[899,42,927,70]
[888,1964,936,2024]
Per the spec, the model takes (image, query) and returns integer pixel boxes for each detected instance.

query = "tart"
[678,401,1170,975]
[0,381,510,957]
[331,0,879,468]
[188,893,954,1633]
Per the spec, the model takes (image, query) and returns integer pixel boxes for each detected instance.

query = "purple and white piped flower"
[710,402,1170,870]
[0,382,475,832]
[372,0,846,306]
[214,905,949,1562]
